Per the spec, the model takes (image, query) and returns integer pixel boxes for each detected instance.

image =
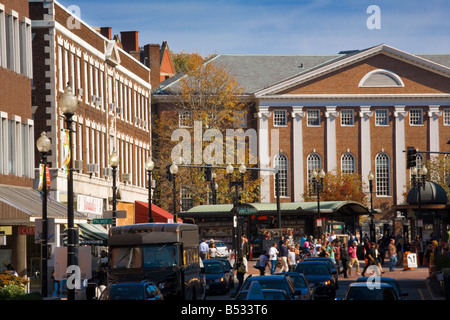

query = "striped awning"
[63,223,108,246]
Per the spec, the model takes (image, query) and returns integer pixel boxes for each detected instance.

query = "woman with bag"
[254,250,268,276]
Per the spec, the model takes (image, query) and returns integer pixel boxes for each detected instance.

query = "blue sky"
[58,0,450,56]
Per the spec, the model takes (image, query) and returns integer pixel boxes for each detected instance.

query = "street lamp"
[170,162,179,223]
[59,86,78,301]
[36,131,51,298]
[145,157,155,222]
[411,164,427,238]
[368,171,375,242]
[109,150,119,227]
[211,172,217,204]
[312,168,326,238]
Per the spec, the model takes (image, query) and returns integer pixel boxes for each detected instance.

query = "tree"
[152,60,260,212]
[170,50,216,74]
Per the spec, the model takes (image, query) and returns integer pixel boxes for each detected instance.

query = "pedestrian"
[388,238,397,271]
[254,250,268,276]
[288,246,297,272]
[236,257,246,293]
[199,239,209,260]
[241,235,249,271]
[361,242,377,277]
[326,241,335,263]
[279,239,289,272]
[6,263,18,276]
[374,243,384,274]
[340,242,350,278]
[348,241,360,276]
[334,240,341,275]
[268,242,279,274]
[209,242,217,258]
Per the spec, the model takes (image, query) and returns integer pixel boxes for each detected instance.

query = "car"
[274,272,314,300]
[207,240,230,258]
[206,258,234,288]
[344,282,399,300]
[203,260,233,294]
[304,257,339,289]
[355,277,408,300]
[295,261,336,299]
[238,274,301,300]
[99,281,164,300]
[235,281,290,300]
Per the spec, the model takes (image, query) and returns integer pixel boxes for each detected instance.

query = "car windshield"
[296,263,329,275]
[289,275,308,288]
[236,291,288,300]
[108,285,144,300]
[143,244,178,268]
[204,262,224,274]
[347,287,397,300]
[241,278,289,292]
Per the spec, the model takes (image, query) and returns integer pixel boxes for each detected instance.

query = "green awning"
[63,223,108,246]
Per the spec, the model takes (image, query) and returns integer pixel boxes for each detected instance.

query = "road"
[206,260,441,300]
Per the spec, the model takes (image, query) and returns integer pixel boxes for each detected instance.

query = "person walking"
[388,238,397,271]
[288,246,297,272]
[209,243,217,258]
[348,241,360,276]
[236,257,247,293]
[361,242,377,277]
[279,239,289,273]
[340,242,350,278]
[255,250,268,276]
[241,235,250,271]
[268,243,279,274]
[199,239,209,260]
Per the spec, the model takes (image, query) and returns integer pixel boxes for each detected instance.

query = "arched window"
[375,153,390,196]
[274,154,288,197]
[307,153,322,194]
[341,153,356,173]
[359,69,404,88]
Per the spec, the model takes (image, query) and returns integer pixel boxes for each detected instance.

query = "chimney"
[120,31,139,53]
[144,44,161,89]
[100,27,112,40]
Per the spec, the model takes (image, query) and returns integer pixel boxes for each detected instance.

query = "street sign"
[103,210,127,219]
[93,218,112,225]
[238,207,257,214]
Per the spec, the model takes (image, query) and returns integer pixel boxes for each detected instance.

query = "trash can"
[86,283,98,300]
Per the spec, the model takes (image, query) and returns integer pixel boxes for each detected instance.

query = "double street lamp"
[145,158,155,223]
[311,168,326,237]
[109,151,120,227]
[36,131,51,298]
[411,165,428,239]
[59,86,78,301]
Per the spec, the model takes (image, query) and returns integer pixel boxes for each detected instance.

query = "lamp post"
[211,172,217,204]
[312,168,326,238]
[109,151,120,227]
[59,86,78,301]
[36,131,51,298]
[145,157,155,223]
[227,163,246,263]
[368,171,375,242]
[411,165,427,239]
[170,162,179,222]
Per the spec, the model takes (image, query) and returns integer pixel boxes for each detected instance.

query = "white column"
[359,106,373,189]
[292,106,305,201]
[325,106,339,172]
[256,106,271,203]
[428,105,441,159]
[394,106,408,205]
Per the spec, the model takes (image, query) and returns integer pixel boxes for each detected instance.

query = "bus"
[107,223,205,300]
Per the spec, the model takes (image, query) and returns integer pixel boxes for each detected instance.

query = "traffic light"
[166,162,173,181]
[204,164,212,181]
[406,146,416,169]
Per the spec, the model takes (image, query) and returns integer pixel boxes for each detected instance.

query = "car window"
[204,262,224,274]
[242,279,290,293]
[289,275,307,288]
[347,287,397,300]
[297,264,329,275]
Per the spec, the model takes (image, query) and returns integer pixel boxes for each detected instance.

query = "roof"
[406,181,448,205]
[135,201,180,223]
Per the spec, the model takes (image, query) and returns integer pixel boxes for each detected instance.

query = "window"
[307,153,321,194]
[180,187,194,211]
[341,153,355,173]
[444,108,450,126]
[340,109,354,126]
[178,110,193,128]
[274,154,288,197]
[375,153,390,196]
[409,109,423,125]
[273,110,287,127]
[359,69,404,87]
[375,109,389,126]
[307,110,320,126]
[233,111,247,128]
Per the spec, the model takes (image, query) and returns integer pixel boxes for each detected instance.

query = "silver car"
[207,240,230,258]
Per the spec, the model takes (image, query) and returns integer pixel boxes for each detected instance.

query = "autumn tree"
[152,59,260,213]
[170,50,216,74]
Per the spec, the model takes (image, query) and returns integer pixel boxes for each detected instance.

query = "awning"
[63,223,108,246]
[0,184,89,225]
[135,201,180,223]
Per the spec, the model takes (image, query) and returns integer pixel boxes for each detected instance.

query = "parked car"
[235,281,290,300]
[206,258,234,288]
[274,272,314,300]
[99,281,164,300]
[203,259,233,294]
[344,282,399,300]
[207,240,230,258]
[238,275,301,300]
[355,277,408,300]
[304,257,339,289]
[295,261,336,299]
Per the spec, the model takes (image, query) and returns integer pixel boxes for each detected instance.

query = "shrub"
[0,284,26,300]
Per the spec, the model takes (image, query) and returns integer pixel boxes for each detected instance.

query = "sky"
[58,0,450,57]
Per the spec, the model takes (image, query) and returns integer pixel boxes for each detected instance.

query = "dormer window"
[359,69,404,87]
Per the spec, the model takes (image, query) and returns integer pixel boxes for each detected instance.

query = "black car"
[238,274,301,300]
[303,257,339,289]
[355,277,408,300]
[344,282,399,300]
[99,281,164,300]
[235,281,290,300]
[203,260,233,294]
[295,261,336,299]
[206,258,234,289]
[274,272,314,300]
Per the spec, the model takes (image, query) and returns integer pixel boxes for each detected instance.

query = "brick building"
[154,44,450,239]
[30,0,152,225]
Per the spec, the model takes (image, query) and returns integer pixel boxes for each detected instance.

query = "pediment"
[255,44,450,97]
[105,40,121,67]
